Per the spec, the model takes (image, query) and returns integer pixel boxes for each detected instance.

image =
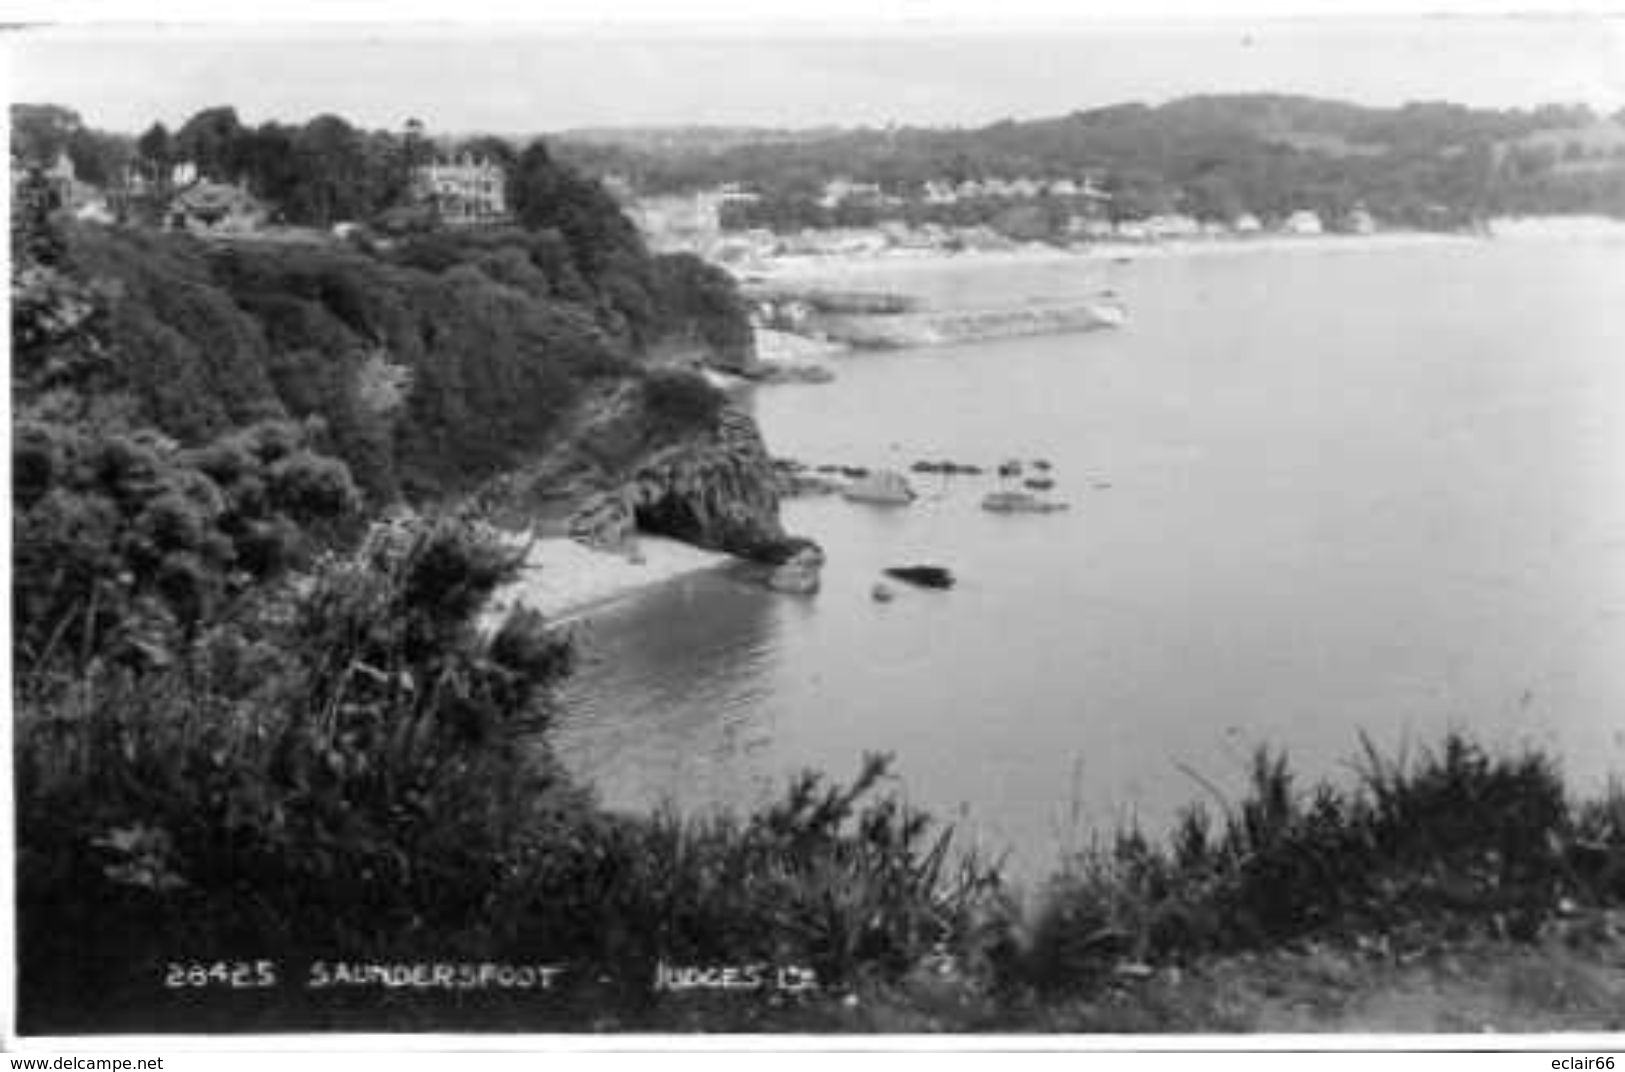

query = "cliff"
[26,207,805,579]
[480,375,809,566]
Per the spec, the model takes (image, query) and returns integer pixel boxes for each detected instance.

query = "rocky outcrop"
[567,491,640,549]
[885,565,955,589]
[982,490,1070,514]
[535,385,816,580]
[747,286,920,326]
[776,470,846,498]
[842,469,917,506]
[912,460,983,475]
[767,544,825,594]
[620,406,796,558]
[748,280,1124,353]
[751,361,836,385]
[814,300,1123,350]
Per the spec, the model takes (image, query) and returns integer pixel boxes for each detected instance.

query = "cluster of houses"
[1066,206,1371,240]
[11,140,512,237]
[628,174,1113,243]
[634,191,1379,264]
[9,150,285,233]
[808,174,1373,237]
[823,174,1114,209]
[629,183,759,242]
[627,170,1381,259]
[15,139,1380,255]
[11,150,118,224]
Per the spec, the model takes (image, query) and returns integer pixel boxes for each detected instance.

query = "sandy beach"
[483,534,730,626]
[1485,214,1625,240]
[743,231,1471,286]
[754,327,846,364]
[738,215,1625,288]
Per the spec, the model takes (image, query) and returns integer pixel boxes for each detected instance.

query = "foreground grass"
[1022,736,1625,992]
[813,913,1625,1034]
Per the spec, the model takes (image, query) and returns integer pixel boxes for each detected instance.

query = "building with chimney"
[412,153,509,226]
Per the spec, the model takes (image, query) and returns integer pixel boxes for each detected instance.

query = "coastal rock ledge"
[553,391,819,574]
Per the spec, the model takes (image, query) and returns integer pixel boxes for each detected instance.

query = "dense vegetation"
[13,125,1005,1031]
[14,185,752,506]
[14,103,514,230]
[1023,735,1625,993]
[557,94,1625,232]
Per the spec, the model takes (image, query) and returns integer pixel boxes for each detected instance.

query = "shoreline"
[525,213,1625,618]
[482,534,730,627]
[735,214,1625,284]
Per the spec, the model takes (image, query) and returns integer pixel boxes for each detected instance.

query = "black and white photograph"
[7,10,1625,1045]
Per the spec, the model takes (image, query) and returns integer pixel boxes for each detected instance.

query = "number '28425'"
[164,960,278,988]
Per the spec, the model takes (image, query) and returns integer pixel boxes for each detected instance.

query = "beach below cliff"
[737,214,1625,288]
[483,534,731,625]
[740,230,1467,287]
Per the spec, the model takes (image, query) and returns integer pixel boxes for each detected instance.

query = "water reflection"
[548,569,786,813]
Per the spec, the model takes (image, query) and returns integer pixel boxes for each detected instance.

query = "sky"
[6,15,1625,135]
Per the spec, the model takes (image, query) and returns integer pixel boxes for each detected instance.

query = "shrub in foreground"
[14,507,1006,1030]
[13,417,363,673]
[497,754,1014,992]
[1021,732,1621,994]
[14,517,576,1030]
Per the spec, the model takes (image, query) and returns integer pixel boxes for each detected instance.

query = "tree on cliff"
[288,114,372,226]
[509,139,645,279]
[650,253,755,370]
[174,104,247,180]
[11,103,84,164]
[135,121,174,172]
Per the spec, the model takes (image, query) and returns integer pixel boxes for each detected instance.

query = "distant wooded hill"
[552,94,1625,228]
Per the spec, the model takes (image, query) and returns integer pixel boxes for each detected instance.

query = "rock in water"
[884,565,954,589]
[871,582,896,602]
[779,471,845,498]
[768,544,825,594]
[752,362,836,385]
[842,469,917,505]
[982,490,1069,514]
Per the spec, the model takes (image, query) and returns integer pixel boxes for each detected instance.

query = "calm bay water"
[551,237,1625,881]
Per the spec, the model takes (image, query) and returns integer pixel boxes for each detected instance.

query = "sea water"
[549,236,1625,881]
